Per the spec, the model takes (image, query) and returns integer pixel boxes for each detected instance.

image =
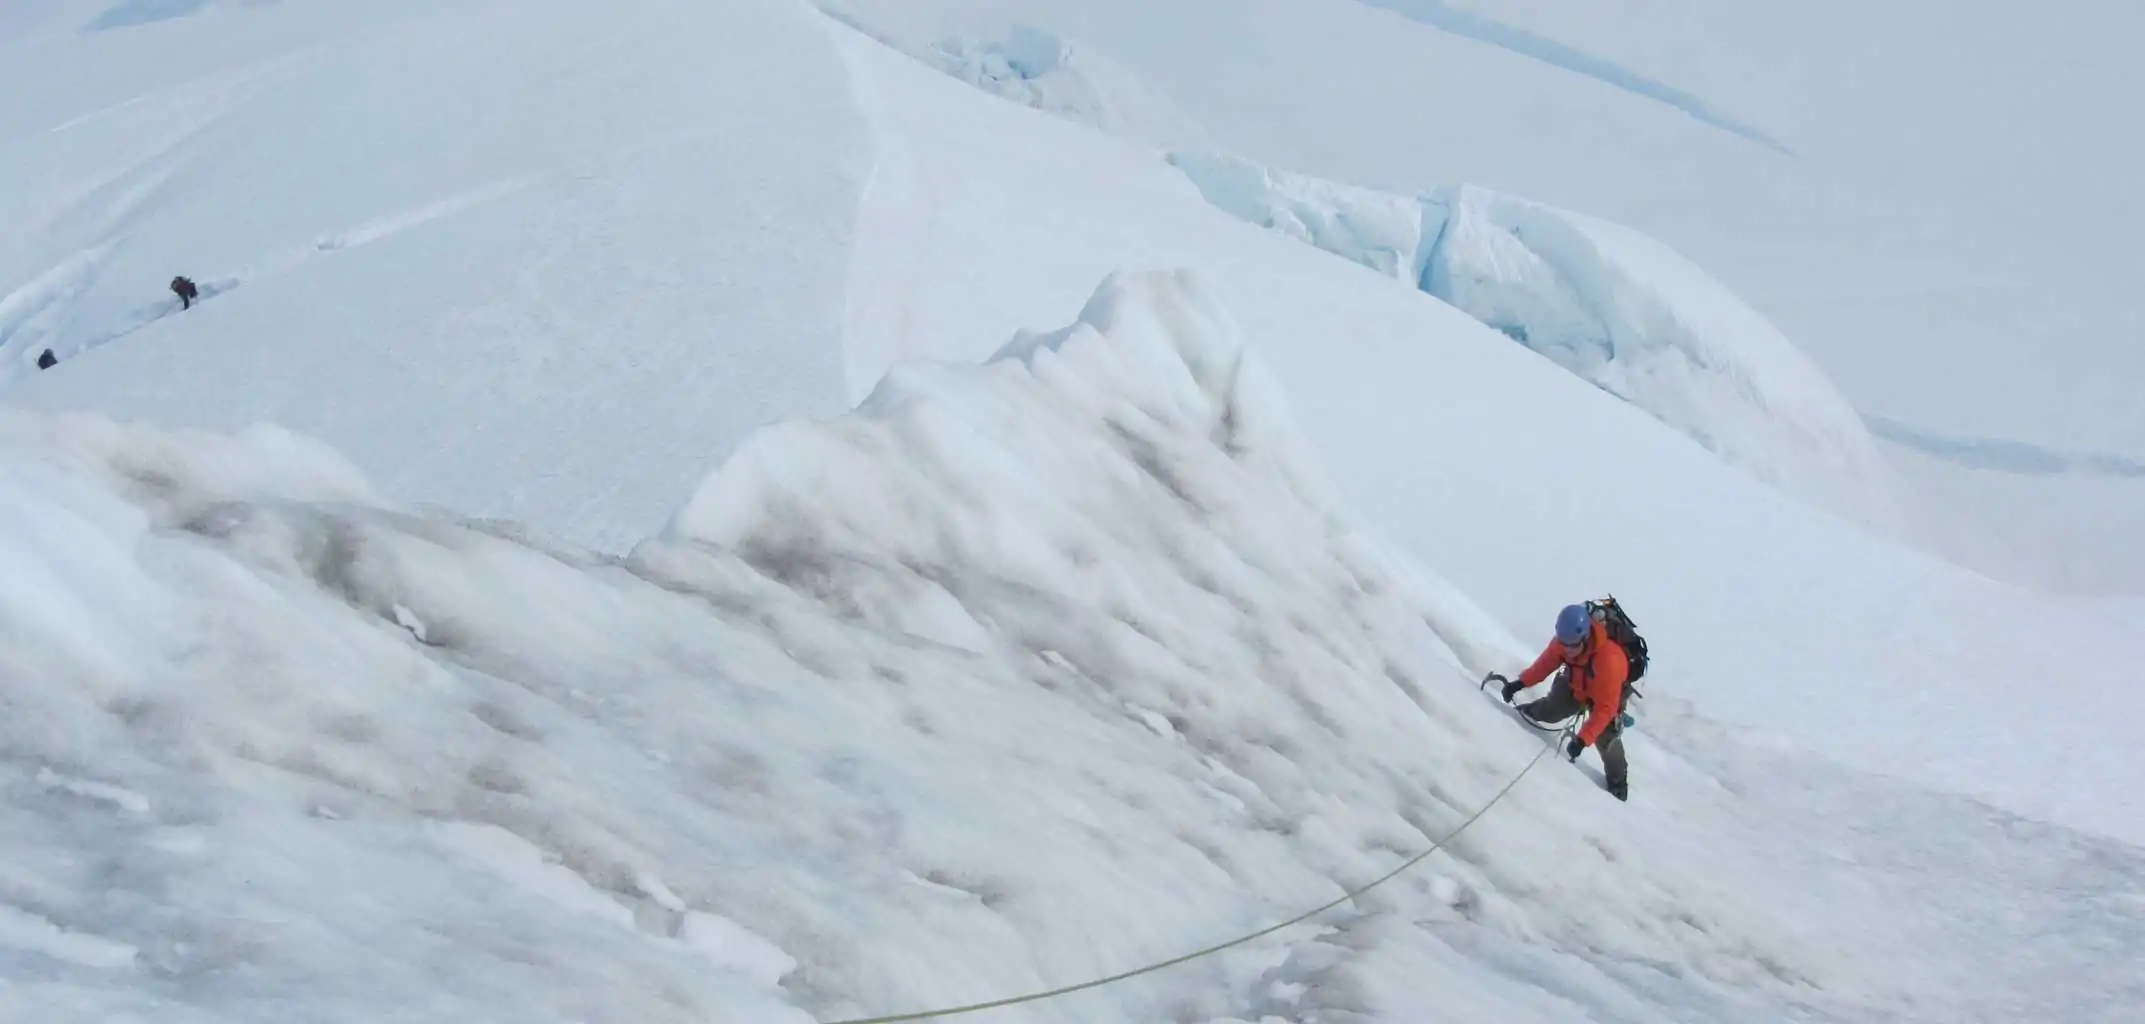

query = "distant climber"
[171,275,199,310]
[37,348,57,370]
[1494,603,1633,801]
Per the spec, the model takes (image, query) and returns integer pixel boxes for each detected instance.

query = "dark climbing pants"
[1521,674,1628,787]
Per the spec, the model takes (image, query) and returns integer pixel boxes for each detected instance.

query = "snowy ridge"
[1,272,1908,1022]
[1169,150,1903,531]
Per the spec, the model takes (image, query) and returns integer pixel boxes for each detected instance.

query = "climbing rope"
[822,733,1561,1024]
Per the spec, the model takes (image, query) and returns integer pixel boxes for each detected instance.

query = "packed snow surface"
[5,271,2141,1022]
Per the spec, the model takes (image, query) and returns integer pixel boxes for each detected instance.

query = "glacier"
[6,1,2145,1020]
[1168,149,1904,533]
[820,0,2145,598]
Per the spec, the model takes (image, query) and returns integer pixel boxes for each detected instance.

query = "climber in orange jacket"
[1497,603,1631,801]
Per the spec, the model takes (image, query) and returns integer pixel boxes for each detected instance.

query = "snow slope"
[4,1,2143,1016]
[1,0,867,553]
[12,0,2136,848]
[821,0,2145,595]
[1880,434,2145,598]
[816,16,2145,848]
[7,272,2141,1021]
[827,0,2145,455]
[1168,150,1902,531]
[1874,417,2145,599]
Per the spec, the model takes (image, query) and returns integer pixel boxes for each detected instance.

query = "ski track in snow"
[3,47,298,379]
[313,177,540,254]
[1353,0,1796,155]
[9,173,539,379]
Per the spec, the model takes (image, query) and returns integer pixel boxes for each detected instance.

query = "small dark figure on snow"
[171,275,199,310]
[37,348,57,370]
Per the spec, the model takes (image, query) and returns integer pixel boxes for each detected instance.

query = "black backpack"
[1588,596,1648,695]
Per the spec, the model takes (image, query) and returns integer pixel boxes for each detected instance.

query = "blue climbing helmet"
[1555,603,1592,646]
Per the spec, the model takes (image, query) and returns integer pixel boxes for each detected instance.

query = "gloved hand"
[1497,676,1524,703]
[1564,736,1586,761]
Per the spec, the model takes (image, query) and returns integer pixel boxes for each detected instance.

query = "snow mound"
[0,271,1870,1022]
[666,268,1350,653]
[1169,150,1903,532]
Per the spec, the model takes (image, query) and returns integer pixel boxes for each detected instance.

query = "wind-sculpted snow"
[1,272,1912,1022]
[1169,150,1902,532]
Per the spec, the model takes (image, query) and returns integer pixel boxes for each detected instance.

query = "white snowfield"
[3,0,867,553]
[3,0,2143,1021]
[1167,150,1904,533]
[5,272,2141,1022]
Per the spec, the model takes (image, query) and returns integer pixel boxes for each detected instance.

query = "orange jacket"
[1519,619,1629,746]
